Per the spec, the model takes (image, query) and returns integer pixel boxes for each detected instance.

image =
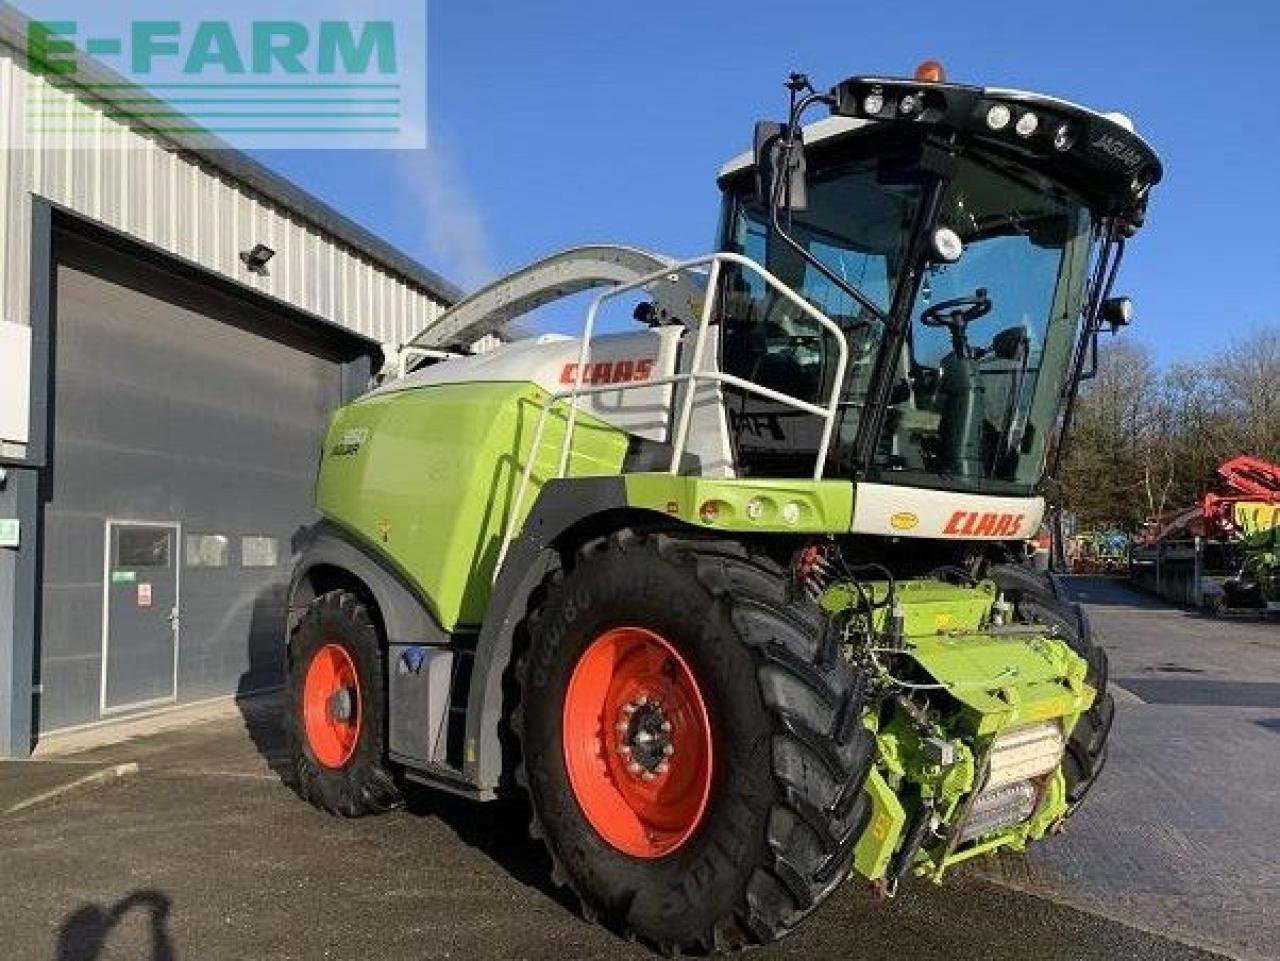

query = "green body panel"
[821,579,998,636]
[623,474,854,533]
[852,768,907,880]
[316,383,628,629]
[1234,502,1279,604]
[1234,501,1280,540]
[874,712,977,805]
[909,632,1092,736]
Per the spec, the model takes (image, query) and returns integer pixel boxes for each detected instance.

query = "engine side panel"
[316,382,629,630]
[372,329,682,444]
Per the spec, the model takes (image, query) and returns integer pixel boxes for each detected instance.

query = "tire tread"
[516,531,875,952]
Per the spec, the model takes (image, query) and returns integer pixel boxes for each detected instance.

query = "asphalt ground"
[1,576,1273,961]
[976,576,1280,961]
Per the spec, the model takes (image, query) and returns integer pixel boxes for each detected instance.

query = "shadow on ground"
[403,788,580,913]
[56,891,175,961]
[233,692,575,912]
[234,692,294,783]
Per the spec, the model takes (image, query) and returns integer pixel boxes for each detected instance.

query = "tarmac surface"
[977,576,1280,961]
[1,576,1275,960]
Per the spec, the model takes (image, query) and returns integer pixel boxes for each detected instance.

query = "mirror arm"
[1080,328,1100,381]
[768,189,890,324]
[767,88,890,324]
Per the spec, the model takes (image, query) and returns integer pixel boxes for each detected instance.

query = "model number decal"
[941,510,1025,538]
[1089,133,1145,170]
[560,358,655,386]
[330,427,368,457]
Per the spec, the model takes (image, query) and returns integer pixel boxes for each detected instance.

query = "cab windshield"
[720,144,1093,495]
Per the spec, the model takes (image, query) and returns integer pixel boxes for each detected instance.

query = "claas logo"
[941,511,1026,538]
[560,358,655,385]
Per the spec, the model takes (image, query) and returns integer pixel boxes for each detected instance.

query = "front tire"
[516,531,874,953]
[286,590,402,817]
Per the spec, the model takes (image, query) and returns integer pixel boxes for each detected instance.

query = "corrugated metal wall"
[0,45,448,347]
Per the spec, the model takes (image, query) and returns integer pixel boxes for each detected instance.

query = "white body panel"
[719,116,870,179]
[376,322,741,476]
[0,319,31,447]
[375,329,683,444]
[672,325,735,478]
[851,482,1044,541]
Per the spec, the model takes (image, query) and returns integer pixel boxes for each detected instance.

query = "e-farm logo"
[20,2,426,150]
[30,21,398,78]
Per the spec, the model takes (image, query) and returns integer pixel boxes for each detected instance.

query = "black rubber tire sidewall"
[520,546,775,942]
[519,534,874,951]
[286,590,401,817]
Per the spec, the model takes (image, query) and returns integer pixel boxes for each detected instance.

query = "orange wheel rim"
[303,643,362,769]
[562,626,713,858]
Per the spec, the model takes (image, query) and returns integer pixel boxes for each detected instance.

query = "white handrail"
[494,252,851,577]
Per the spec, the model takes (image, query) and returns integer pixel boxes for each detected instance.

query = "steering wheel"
[920,289,992,357]
[920,289,992,329]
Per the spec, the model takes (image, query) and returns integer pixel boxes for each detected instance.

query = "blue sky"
[254,0,1278,364]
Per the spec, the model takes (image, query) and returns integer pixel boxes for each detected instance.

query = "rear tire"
[988,564,1113,809]
[286,590,402,817]
[516,531,874,953]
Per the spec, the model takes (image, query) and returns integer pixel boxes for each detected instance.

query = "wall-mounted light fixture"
[239,243,276,276]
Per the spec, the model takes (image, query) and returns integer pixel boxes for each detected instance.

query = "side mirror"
[753,120,808,212]
[1081,295,1136,382]
[1100,296,1133,332]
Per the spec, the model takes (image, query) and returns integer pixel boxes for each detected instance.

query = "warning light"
[914,60,946,83]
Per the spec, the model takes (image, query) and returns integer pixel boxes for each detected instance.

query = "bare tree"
[1059,324,1280,533]
[1208,326,1280,460]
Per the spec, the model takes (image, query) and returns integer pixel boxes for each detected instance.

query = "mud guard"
[461,477,649,792]
[288,520,451,648]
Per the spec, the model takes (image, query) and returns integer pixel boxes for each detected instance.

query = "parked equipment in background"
[1202,456,1280,538]
[1140,457,1280,547]
[1069,531,1130,574]
[1207,457,1280,616]
[283,63,1159,951]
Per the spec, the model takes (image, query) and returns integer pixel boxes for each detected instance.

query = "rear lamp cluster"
[985,102,1077,152]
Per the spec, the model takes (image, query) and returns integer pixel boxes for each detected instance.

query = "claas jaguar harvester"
[285,62,1160,951]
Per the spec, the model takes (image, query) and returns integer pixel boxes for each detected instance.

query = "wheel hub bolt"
[615,696,676,779]
[329,687,355,722]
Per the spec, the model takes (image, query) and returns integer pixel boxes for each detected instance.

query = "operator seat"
[933,324,1030,478]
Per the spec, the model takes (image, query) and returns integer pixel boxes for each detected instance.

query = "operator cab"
[715,65,1161,497]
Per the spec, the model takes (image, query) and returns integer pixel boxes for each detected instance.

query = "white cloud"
[394,132,496,294]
